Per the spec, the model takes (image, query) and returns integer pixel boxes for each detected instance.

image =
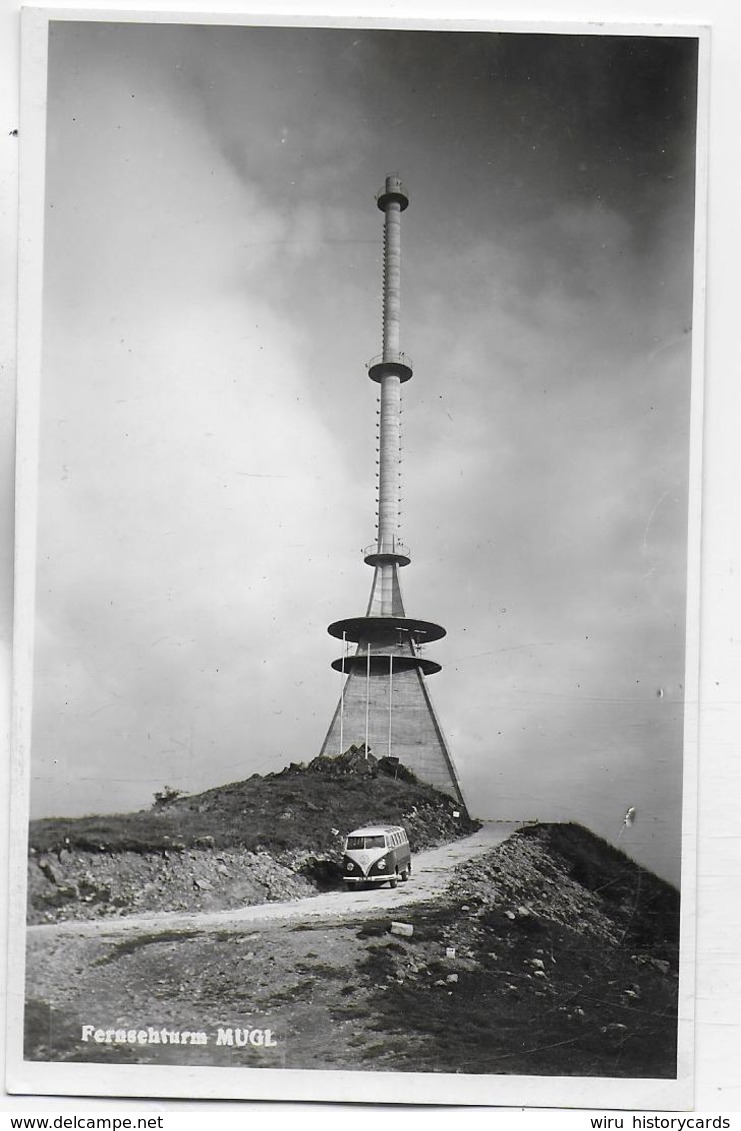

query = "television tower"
[319,175,465,806]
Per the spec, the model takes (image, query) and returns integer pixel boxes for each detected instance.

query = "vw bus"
[342,825,412,889]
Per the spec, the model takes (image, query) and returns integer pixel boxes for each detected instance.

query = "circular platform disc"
[331,653,442,676]
[328,615,446,644]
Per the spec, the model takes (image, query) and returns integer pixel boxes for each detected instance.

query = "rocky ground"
[24,824,680,1078]
[27,847,315,925]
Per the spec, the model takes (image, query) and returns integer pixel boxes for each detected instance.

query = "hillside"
[27,747,478,924]
[25,822,681,1077]
[334,824,680,1077]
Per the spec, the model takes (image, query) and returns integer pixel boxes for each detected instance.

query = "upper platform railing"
[366,351,413,383]
[363,537,411,566]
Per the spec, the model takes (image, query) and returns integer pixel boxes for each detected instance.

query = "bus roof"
[346,825,407,837]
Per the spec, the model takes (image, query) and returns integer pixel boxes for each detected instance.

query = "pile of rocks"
[445,831,626,946]
[27,845,315,925]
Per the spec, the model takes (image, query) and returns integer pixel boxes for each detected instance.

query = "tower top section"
[368,173,413,385]
[376,174,409,212]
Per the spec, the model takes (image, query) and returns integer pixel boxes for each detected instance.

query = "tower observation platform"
[319,176,465,807]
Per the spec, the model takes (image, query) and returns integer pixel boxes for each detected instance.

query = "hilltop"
[27,747,478,924]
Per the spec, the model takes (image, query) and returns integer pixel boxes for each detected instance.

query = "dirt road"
[21,820,680,1078]
[27,821,518,942]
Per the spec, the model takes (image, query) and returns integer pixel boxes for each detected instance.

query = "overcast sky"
[30,21,699,884]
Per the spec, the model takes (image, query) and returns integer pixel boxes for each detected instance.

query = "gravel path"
[26,822,518,942]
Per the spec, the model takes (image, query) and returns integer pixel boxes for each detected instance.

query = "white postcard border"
[6,6,708,1109]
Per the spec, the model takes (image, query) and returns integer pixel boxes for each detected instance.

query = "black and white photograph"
[7,11,706,1108]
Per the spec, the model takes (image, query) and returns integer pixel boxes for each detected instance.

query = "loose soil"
[24,824,679,1078]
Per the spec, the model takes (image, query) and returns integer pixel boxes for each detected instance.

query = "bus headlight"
[376,859,386,870]
[345,861,354,872]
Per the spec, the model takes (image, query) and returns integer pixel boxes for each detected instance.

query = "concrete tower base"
[320,641,465,807]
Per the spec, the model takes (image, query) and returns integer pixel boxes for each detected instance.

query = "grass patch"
[295,960,350,978]
[269,979,316,1005]
[355,922,389,940]
[93,929,202,965]
[344,887,678,1077]
[24,1000,140,1064]
[358,943,400,983]
[519,823,680,965]
[361,1042,389,1059]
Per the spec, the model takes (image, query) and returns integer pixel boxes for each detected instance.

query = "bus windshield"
[346,835,386,850]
